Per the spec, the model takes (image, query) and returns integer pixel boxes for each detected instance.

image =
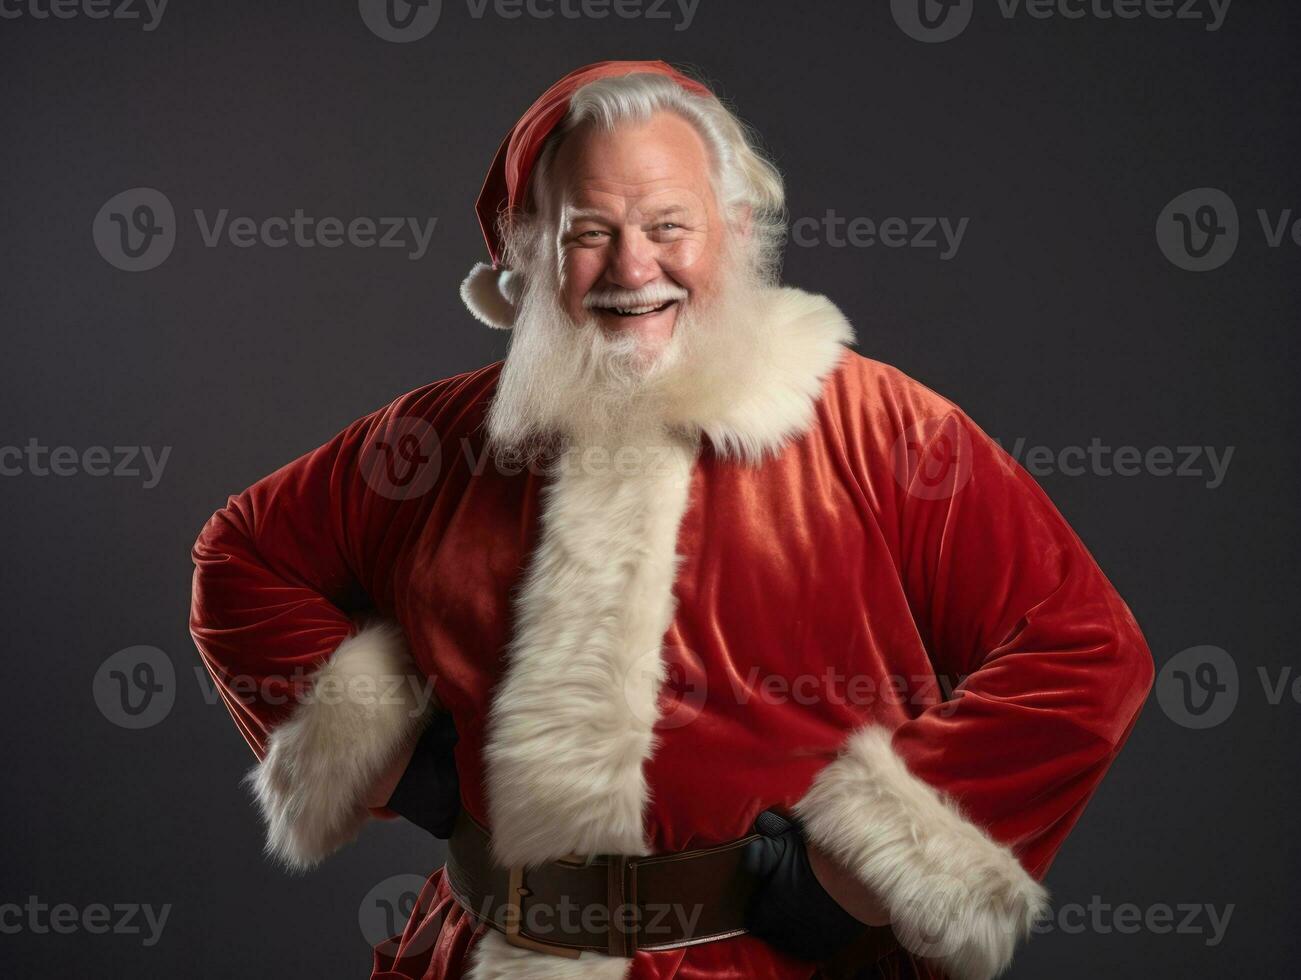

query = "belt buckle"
[503,865,582,959]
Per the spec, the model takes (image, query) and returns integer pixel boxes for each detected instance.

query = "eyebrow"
[562,204,692,226]
[640,205,689,223]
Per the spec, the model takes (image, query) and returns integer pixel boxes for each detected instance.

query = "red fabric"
[190,352,1153,978]
[474,60,713,266]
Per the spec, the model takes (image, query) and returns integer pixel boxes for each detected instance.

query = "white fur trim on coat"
[461,262,521,329]
[466,930,634,980]
[792,726,1050,980]
[481,434,697,869]
[668,287,855,465]
[468,439,696,980]
[244,621,433,871]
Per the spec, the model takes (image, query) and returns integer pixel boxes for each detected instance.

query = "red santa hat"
[461,60,714,330]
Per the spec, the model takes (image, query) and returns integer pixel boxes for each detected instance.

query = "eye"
[577,229,609,241]
[657,222,679,231]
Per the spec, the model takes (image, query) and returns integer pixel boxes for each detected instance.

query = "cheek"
[562,251,604,309]
[673,235,722,293]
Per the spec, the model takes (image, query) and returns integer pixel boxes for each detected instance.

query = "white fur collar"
[662,285,855,464]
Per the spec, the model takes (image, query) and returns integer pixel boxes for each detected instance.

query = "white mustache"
[583,284,689,310]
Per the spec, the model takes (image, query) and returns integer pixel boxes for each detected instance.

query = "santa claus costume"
[189,61,1154,980]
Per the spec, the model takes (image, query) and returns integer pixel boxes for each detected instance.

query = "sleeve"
[189,388,450,870]
[793,409,1154,980]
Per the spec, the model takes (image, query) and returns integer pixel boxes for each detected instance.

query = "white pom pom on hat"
[460,263,521,330]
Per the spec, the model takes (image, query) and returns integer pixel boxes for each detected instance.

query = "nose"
[605,229,659,291]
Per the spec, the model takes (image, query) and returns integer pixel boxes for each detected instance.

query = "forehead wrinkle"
[552,113,715,200]
[565,179,702,212]
[567,173,693,201]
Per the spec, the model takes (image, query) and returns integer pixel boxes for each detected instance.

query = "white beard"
[485,242,768,460]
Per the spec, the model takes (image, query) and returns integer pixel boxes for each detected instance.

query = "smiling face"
[551,111,726,362]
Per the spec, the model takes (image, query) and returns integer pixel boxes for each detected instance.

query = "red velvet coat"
[190,287,1153,980]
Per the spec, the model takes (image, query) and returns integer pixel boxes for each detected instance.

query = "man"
[189,61,1154,980]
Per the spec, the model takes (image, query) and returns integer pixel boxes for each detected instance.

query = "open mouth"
[597,300,678,318]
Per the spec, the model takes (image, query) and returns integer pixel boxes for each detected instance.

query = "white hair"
[503,71,787,283]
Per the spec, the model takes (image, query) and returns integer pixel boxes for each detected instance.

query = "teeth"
[609,301,671,315]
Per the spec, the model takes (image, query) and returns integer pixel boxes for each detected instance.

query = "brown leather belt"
[444,809,767,957]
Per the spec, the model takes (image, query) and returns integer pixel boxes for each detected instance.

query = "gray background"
[2,0,1298,976]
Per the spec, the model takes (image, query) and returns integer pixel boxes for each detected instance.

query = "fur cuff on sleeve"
[243,621,433,870]
[792,726,1049,980]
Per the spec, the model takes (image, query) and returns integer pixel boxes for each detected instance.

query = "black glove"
[741,809,872,962]
[384,709,461,840]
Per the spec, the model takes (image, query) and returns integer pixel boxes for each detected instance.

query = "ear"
[729,203,754,240]
[460,262,521,329]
